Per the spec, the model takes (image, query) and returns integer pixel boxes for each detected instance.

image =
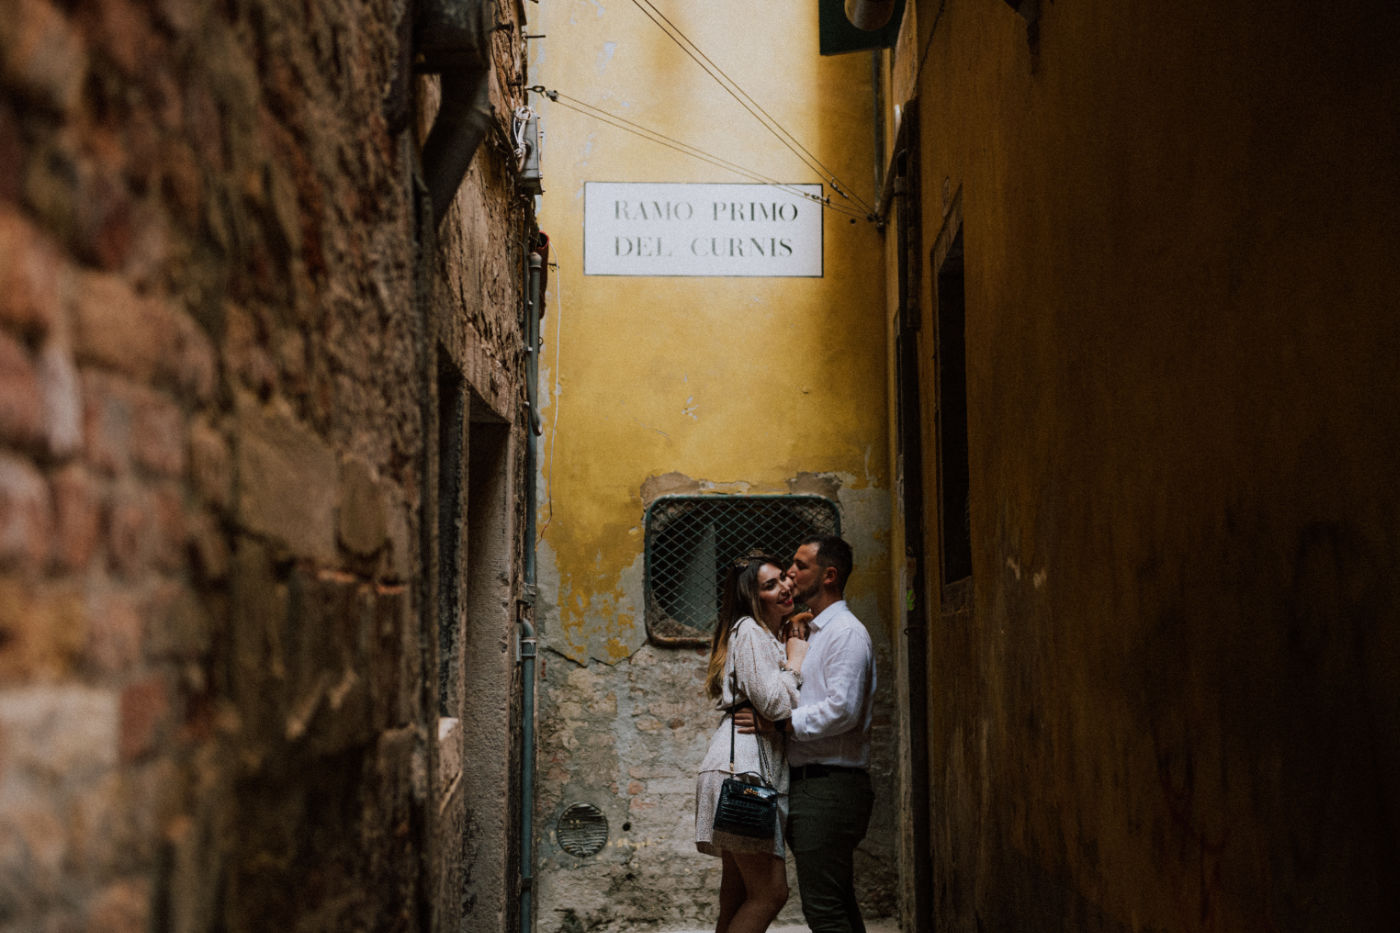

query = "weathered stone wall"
[535,625,902,933]
[1,0,537,930]
[533,478,898,932]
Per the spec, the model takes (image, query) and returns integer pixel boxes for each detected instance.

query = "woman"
[695,552,809,933]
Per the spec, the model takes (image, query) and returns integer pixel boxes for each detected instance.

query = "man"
[738,533,877,933]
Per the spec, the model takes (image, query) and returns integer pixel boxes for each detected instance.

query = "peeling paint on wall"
[535,471,896,928]
[596,41,617,74]
[530,0,897,926]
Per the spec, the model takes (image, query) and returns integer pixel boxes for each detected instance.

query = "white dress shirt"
[788,599,875,768]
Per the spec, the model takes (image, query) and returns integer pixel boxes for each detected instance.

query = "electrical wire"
[626,0,877,218]
[543,90,785,188]
[542,90,867,219]
[627,0,875,216]
[532,88,870,221]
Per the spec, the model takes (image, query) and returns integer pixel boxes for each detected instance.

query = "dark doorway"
[935,229,971,590]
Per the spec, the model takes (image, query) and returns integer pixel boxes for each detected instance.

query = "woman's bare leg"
[726,851,788,933]
[716,852,746,933]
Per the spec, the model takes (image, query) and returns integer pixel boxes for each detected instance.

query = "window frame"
[642,494,842,646]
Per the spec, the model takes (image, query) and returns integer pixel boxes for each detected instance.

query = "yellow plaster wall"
[532,0,891,664]
[527,3,900,926]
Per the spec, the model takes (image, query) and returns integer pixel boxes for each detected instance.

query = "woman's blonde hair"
[705,551,783,700]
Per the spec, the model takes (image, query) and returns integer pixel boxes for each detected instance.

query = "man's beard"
[791,580,819,606]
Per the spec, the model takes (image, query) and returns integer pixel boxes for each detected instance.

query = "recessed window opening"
[463,397,510,706]
[437,354,465,716]
[644,495,841,646]
[437,363,512,719]
[936,230,972,585]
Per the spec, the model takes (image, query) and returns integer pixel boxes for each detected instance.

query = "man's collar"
[808,599,848,630]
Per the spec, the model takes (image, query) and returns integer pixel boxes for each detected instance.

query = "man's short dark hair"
[801,533,853,592]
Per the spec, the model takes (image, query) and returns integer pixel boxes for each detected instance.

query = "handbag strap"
[722,620,777,784]
[725,668,772,785]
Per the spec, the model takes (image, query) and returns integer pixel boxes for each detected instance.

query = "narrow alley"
[2,1,1398,932]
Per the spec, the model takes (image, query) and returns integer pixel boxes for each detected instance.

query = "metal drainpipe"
[517,613,537,933]
[423,69,492,226]
[418,0,494,226]
[518,248,545,932]
[525,252,544,443]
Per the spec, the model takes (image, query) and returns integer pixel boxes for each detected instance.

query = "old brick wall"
[1,0,537,930]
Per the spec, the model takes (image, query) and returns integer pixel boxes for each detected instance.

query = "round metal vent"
[556,803,609,857]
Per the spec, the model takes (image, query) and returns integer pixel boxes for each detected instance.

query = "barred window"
[644,495,841,646]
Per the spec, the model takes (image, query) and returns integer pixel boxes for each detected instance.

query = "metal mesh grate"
[644,495,841,645]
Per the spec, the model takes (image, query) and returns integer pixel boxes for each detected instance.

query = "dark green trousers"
[788,769,875,932]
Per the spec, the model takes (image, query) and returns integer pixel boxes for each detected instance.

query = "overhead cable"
[627,0,876,218]
[531,87,870,221]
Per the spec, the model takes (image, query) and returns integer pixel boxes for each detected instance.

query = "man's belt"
[789,763,866,781]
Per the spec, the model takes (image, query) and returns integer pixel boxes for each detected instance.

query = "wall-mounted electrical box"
[518,111,542,194]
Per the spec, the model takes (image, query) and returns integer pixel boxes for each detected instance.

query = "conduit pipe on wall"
[517,245,547,932]
[517,614,537,932]
[525,249,545,440]
[418,0,495,226]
